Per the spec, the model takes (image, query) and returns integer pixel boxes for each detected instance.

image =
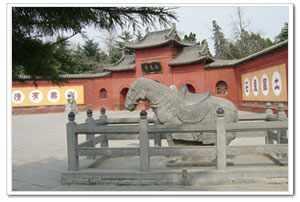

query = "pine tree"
[212,20,231,59]
[275,22,288,43]
[135,30,144,41]
[12,7,177,85]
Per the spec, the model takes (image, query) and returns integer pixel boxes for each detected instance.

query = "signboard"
[141,62,163,74]
[241,64,287,101]
[12,86,84,107]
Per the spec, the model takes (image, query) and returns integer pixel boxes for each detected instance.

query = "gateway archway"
[120,88,129,110]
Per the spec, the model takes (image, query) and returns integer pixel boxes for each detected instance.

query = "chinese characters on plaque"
[141,62,162,74]
[12,86,84,107]
[241,64,287,101]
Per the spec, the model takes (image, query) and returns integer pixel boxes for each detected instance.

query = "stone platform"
[62,155,287,186]
[11,110,289,192]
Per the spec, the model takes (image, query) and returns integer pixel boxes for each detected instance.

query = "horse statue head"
[124,78,172,111]
[124,78,147,111]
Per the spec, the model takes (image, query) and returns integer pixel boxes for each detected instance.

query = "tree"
[117,30,134,55]
[240,31,274,55]
[12,7,177,85]
[275,22,288,43]
[135,30,144,41]
[230,7,252,58]
[53,36,77,74]
[212,19,274,60]
[212,20,233,59]
[82,39,101,62]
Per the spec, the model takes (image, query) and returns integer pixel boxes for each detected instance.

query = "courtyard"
[10,110,288,193]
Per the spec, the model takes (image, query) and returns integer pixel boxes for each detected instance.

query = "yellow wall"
[241,64,287,101]
[12,86,84,107]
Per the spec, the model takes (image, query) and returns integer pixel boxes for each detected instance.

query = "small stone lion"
[65,91,78,114]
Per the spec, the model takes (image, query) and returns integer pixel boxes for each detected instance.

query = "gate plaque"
[141,62,163,74]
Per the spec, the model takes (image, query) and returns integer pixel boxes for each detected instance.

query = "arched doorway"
[120,88,129,110]
[216,81,228,95]
[186,84,196,93]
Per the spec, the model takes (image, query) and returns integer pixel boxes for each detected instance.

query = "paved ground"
[10,110,289,194]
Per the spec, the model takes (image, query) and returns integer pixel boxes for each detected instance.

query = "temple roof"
[125,24,195,49]
[103,54,136,72]
[169,42,213,66]
[205,40,288,68]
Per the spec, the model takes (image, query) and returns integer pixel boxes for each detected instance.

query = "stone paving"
[10,110,289,193]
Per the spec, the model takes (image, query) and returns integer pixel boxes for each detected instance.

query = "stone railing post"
[66,112,79,171]
[85,109,96,159]
[139,110,150,172]
[99,107,108,148]
[277,103,287,158]
[265,102,274,144]
[216,107,226,171]
[153,120,162,147]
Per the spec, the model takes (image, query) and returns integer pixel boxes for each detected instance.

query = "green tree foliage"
[135,30,144,41]
[53,36,77,74]
[12,7,177,85]
[117,30,134,56]
[82,39,102,62]
[212,20,233,59]
[275,22,288,43]
[212,20,274,60]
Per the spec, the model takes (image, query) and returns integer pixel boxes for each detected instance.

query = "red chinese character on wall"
[51,91,57,100]
[32,92,39,100]
[245,81,249,92]
[14,93,21,101]
[253,79,258,92]
[274,79,280,90]
[263,78,268,91]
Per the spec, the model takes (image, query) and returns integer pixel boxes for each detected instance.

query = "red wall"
[235,47,288,113]
[171,63,206,93]
[12,45,288,115]
[204,67,239,108]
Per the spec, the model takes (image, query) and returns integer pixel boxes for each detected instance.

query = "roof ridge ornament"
[165,23,177,39]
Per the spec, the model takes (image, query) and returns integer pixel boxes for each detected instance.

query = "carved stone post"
[265,102,274,144]
[154,120,162,147]
[85,109,96,159]
[66,112,79,171]
[99,107,108,148]
[277,103,287,158]
[265,102,273,116]
[139,110,150,172]
[216,108,226,171]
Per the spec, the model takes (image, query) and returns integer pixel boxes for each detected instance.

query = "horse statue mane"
[125,78,238,145]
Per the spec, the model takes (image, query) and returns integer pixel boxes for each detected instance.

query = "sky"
[68,6,289,55]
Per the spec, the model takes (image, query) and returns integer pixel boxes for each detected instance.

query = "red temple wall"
[235,47,288,113]
[12,45,288,115]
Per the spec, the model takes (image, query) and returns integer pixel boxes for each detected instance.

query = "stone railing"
[65,103,288,173]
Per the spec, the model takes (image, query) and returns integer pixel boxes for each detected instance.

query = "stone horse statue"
[125,78,238,145]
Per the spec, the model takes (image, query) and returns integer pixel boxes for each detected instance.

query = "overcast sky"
[67,6,289,55]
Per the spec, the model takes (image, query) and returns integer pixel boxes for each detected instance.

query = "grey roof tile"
[169,43,212,66]
[205,40,288,68]
[103,54,136,72]
[125,26,195,49]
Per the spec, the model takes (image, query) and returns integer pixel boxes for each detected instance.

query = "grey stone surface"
[125,77,238,144]
[65,91,78,114]
[11,111,289,193]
